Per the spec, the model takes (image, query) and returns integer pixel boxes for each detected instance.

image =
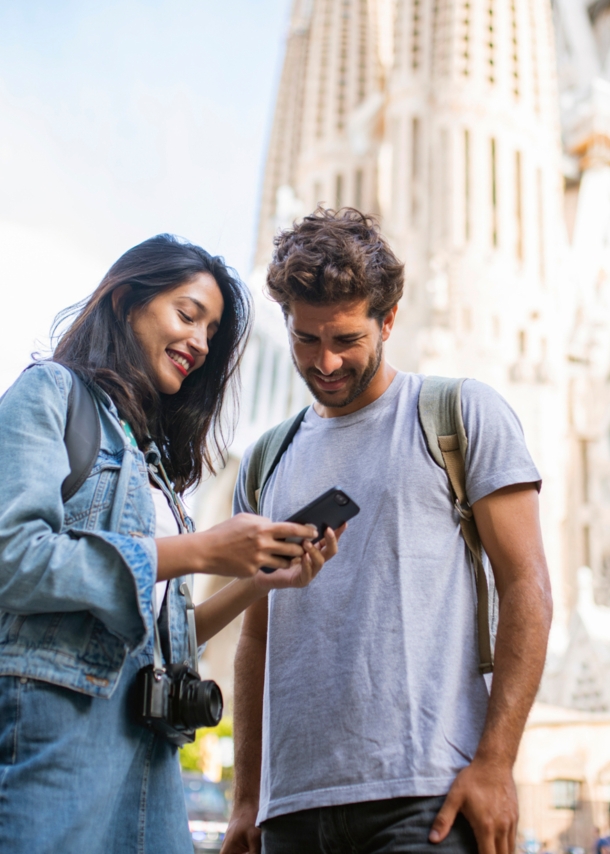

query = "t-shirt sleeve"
[232,444,255,516]
[461,379,541,505]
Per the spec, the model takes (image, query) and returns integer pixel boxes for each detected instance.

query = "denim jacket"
[0,361,191,699]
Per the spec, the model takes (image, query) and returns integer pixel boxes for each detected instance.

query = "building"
[193,1,610,846]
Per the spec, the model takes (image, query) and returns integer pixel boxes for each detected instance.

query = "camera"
[133,662,223,746]
[334,491,349,506]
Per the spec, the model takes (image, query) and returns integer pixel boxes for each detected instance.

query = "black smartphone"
[261,487,360,573]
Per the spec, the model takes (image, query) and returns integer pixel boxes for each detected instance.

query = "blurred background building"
[193,0,610,847]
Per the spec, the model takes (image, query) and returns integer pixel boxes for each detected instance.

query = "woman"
[0,234,340,854]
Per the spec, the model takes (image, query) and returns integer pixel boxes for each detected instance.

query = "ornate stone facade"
[193,3,610,841]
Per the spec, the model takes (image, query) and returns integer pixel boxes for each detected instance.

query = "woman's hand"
[251,523,346,592]
[156,513,318,581]
[193,524,346,644]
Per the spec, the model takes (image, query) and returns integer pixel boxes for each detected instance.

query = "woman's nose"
[189,331,209,359]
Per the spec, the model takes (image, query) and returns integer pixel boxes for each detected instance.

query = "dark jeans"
[261,796,477,854]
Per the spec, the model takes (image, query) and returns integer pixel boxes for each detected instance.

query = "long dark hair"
[52,234,252,492]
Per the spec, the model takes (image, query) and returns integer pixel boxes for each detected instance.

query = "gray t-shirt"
[233,372,541,823]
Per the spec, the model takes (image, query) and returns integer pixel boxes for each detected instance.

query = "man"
[222,208,552,854]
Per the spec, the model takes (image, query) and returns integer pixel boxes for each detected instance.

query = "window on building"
[551,780,580,810]
[354,169,363,210]
[313,181,323,208]
[580,439,590,504]
[412,0,421,71]
[335,173,344,209]
[491,138,498,247]
[487,0,496,84]
[411,117,421,225]
[537,168,545,283]
[462,0,471,77]
[583,524,591,567]
[518,330,526,356]
[515,151,523,261]
[440,128,450,243]
[464,129,471,241]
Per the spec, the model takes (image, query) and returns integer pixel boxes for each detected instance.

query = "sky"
[0,0,291,393]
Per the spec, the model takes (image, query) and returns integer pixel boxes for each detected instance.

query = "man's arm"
[430,483,552,854]
[221,596,268,854]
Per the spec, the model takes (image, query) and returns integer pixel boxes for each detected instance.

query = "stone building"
[193,1,610,847]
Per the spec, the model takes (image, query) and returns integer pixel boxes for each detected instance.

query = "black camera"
[133,662,223,746]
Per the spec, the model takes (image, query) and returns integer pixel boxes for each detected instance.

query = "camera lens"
[182,679,223,729]
[334,492,349,506]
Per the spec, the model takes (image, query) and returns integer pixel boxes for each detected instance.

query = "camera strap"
[151,581,198,675]
[151,585,165,677]
[179,581,199,672]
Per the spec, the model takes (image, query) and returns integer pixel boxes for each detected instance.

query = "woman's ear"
[111,284,131,320]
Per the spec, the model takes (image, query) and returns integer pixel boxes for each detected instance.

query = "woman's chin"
[155,374,184,395]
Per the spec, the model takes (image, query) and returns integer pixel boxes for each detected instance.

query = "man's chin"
[307,383,356,409]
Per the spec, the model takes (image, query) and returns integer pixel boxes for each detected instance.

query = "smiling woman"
[53,234,247,491]
[0,233,343,854]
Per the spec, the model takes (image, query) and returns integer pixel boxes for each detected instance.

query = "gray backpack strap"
[245,407,309,513]
[418,376,495,675]
[61,368,101,503]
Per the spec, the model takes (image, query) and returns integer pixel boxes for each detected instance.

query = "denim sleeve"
[0,363,155,651]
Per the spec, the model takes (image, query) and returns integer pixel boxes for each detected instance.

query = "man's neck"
[313,360,397,418]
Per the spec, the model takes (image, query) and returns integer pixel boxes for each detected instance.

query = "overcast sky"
[0,0,290,393]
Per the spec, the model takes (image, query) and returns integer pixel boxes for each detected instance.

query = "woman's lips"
[166,349,192,377]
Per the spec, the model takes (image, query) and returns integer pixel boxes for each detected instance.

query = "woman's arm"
[194,527,342,644]
[0,363,155,649]
[155,514,319,581]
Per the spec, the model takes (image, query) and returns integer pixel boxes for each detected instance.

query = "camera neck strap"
[151,581,198,675]
[179,580,199,672]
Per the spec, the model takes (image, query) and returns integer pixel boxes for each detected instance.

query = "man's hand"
[429,758,517,854]
[251,523,345,592]
[221,804,261,854]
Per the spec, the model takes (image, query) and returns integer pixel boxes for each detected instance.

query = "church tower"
[255,0,386,266]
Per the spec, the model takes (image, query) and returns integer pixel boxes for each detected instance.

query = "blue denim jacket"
[0,362,190,698]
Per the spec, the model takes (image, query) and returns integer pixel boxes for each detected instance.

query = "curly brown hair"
[266,207,404,320]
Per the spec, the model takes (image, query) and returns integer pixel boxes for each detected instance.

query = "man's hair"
[266,207,404,320]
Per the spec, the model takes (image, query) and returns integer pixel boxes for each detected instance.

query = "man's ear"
[111,284,131,320]
[381,304,399,341]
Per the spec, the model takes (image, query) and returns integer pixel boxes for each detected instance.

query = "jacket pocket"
[63,454,122,530]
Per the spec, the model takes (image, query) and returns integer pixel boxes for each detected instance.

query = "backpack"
[60,368,101,503]
[245,376,497,675]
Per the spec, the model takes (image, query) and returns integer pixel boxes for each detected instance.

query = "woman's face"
[128,272,224,394]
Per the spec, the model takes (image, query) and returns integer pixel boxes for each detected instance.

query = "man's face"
[287,299,390,409]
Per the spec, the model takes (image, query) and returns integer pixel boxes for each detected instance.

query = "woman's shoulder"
[1,361,73,416]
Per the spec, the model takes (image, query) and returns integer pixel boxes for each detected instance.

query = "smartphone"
[261,487,360,573]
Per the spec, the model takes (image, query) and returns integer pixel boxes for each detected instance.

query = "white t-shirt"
[233,372,541,823]
[150,485,179,617]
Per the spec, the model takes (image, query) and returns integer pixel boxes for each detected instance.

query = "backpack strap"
[418,376,494,675]
[61,368,101,503]
[245,407,309,513]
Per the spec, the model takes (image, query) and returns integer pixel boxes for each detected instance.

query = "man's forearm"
[232,598,268,810]
[476,570,552,765]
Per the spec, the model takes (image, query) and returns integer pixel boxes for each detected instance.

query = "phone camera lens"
[334,493,349,506]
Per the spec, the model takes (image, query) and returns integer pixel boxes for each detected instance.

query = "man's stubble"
[291,332,383,409]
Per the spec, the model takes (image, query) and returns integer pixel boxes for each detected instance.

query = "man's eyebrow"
[292,327,319,338]
[292,328,364,341]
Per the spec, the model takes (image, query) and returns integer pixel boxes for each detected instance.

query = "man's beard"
[292,334,383,409]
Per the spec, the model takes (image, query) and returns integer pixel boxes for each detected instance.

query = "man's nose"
[314,348,342,375]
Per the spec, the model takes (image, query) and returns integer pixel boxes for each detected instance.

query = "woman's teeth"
[167,350,190,371]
